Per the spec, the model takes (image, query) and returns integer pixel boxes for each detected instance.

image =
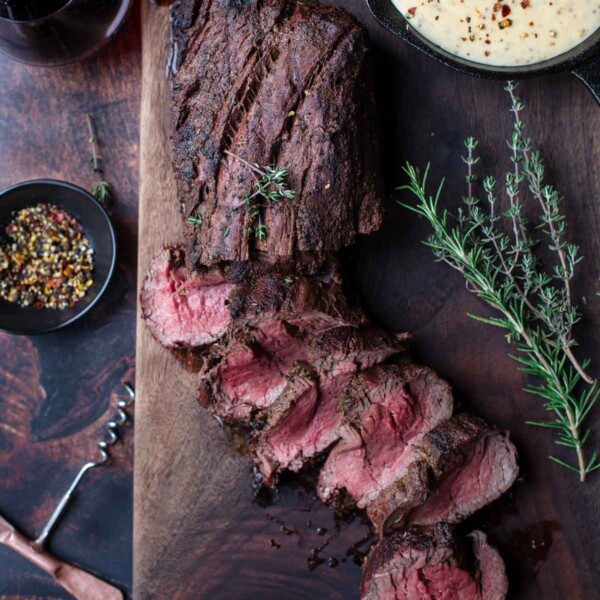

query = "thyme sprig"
[187,214,203,228]
[399,82,599,481]
[86,114,112,207]
[225,150,295,241]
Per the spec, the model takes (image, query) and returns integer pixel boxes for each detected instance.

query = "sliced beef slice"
[367,414,518,534]
[142,246,361,355]
[366,413,486,534]
[318,364,453,509]
[171,0,383,267]
[360,524,508,600]
[251,361,320,486]
[141,246,235,349]
[407,428,519,527]
[250,327,405,484]
[198,320,310,422]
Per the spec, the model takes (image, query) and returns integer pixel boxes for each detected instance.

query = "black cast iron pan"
[367,0,600,103]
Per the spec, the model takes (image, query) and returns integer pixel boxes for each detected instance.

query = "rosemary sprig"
[86,114,112,207]
[225,150,295,241]
[399,83,599,481]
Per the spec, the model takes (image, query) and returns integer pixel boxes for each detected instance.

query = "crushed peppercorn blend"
[0,203,95,310]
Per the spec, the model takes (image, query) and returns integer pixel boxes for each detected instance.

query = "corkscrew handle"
[34,382,135,547]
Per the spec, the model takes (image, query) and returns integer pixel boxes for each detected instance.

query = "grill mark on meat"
[278,25,349,148]
[171,0,384,266]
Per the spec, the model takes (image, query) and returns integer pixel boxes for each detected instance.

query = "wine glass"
[0,0,133,66]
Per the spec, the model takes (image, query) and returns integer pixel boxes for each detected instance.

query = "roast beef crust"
[361,524,507,600]
[361,523,457,598]
[170,0,384,268]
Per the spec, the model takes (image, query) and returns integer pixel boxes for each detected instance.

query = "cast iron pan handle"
[573,54,600,104]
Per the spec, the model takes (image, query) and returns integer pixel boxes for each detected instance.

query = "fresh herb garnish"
[187,214,203,228]
[225,150,295,242]
[86,114,112,207]
[400,82,599,481]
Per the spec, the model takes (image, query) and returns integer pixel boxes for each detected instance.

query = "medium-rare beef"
[250,327,406,484]
[366,413,486,534]
[141,246,235,350]
[360,524,508,600]
[170,0,383,268]
[251,361,319,486]
[367,414,518,534]
[198,320,311,422]
[141,246,361,355]
[470,531,509,600]
[318,364,453,509]
[407,429,519,526]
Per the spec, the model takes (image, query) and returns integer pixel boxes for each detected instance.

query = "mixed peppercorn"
[0,203,94,310]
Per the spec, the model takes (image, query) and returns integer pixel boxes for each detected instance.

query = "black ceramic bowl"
[0,179,116,335]
[367,0,600,103]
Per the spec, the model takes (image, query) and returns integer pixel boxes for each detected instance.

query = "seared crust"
[308,326,407,372]
[367,414,518,534]
[170,0,383,267]
[366,414,486,534]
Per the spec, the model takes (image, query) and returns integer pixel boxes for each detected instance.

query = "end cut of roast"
[141,246,361,356]
[360,524,508,600]
[140,246,235,350]
[170,0,384,267]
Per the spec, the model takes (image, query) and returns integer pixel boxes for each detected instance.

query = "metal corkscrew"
[0,382,134,600]
[35,382,135,547]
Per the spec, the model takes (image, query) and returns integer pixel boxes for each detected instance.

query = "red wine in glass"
[0,0,132,66]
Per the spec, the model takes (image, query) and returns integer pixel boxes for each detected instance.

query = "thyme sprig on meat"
[225,150,295,241]
[399,82,599,482]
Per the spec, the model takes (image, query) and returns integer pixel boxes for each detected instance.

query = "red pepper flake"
[501,4,511,17]
[485,51,491,56]
[407,6,417,16]
[521,0,530,7]
[491,13,497,20]
[493,2,502,11]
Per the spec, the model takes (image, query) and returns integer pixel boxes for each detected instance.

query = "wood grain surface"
[0,6,140,599]
[134,1,600,599]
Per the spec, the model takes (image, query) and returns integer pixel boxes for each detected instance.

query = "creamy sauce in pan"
[392,0,600,66]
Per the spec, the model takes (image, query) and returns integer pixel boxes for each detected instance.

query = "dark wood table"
[0,6,140,598]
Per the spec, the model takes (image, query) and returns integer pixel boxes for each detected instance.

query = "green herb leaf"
[400,82,598,482]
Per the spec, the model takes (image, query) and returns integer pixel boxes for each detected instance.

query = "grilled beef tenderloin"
[250,326,406,485]
[170,0,384,267]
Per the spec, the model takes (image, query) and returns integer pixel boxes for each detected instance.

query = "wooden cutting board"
[135,1,600,598]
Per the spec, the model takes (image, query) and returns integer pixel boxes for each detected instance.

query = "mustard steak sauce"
[393,0,600,66]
